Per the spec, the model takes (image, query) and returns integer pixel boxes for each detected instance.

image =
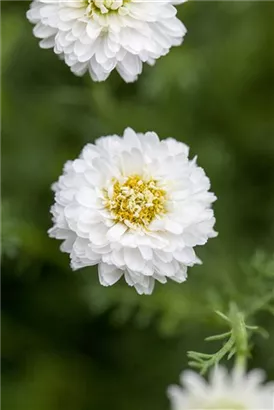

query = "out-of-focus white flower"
[27,0,187,82]
[168,366,274,409]
[49,128,217,294]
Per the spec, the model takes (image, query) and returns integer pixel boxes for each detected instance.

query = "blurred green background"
[2,2,274,409]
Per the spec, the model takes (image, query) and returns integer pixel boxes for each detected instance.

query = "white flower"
[26,0,187,83]
[168,366,274,410]
[48,128,217,295]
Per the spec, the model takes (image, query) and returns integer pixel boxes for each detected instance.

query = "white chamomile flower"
[27,0,187,83]
[168,366,274,410]
[48,128,217,295]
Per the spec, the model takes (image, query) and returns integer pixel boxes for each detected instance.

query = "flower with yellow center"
[105,175,167,229]
[49,128,217,295]
[168,366,274,410]
[27,0,187,82]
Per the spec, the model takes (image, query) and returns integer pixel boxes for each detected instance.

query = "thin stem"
[230,303,249,371]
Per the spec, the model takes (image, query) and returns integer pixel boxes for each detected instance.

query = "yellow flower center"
[105,175,167,229]
[87,0,126,15]
[205,400,247,410]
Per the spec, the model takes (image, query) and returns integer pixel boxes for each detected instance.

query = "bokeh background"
[2,2,274,409]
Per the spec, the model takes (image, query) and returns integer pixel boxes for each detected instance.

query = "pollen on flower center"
[206,400,247,410]
[105,175,167,229]
[87,0,126,15]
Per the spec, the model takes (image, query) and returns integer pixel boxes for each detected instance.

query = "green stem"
[230,303,249,371]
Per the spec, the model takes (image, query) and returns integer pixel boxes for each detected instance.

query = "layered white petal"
[168,366,274,409]
[49,128,217,294]
[27,0,187,82]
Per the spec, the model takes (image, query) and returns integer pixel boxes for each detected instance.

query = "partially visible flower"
[27,0,187,83]
[168,366,274,409]
[48,128,217,295]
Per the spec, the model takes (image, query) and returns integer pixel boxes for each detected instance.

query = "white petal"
[98,263,123,286]
[76,187,98,208]
[107,223,127,241]
[124,247,145,271]
[139,246,153,261]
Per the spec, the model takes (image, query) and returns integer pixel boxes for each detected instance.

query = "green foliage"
[2,2,274,410]
[187,254,274,374]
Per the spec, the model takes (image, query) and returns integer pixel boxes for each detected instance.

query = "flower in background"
[27,0,187,83]
[168,366,274,409]
[49,128,217,294]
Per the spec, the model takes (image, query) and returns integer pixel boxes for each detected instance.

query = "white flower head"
[168,366,274,410]
[27,0,187,82]
[49,128,217,294]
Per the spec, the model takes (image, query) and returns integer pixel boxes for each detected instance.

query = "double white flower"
[168,366,274,409]
[49,128,217,294]
[27,0,187,82]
